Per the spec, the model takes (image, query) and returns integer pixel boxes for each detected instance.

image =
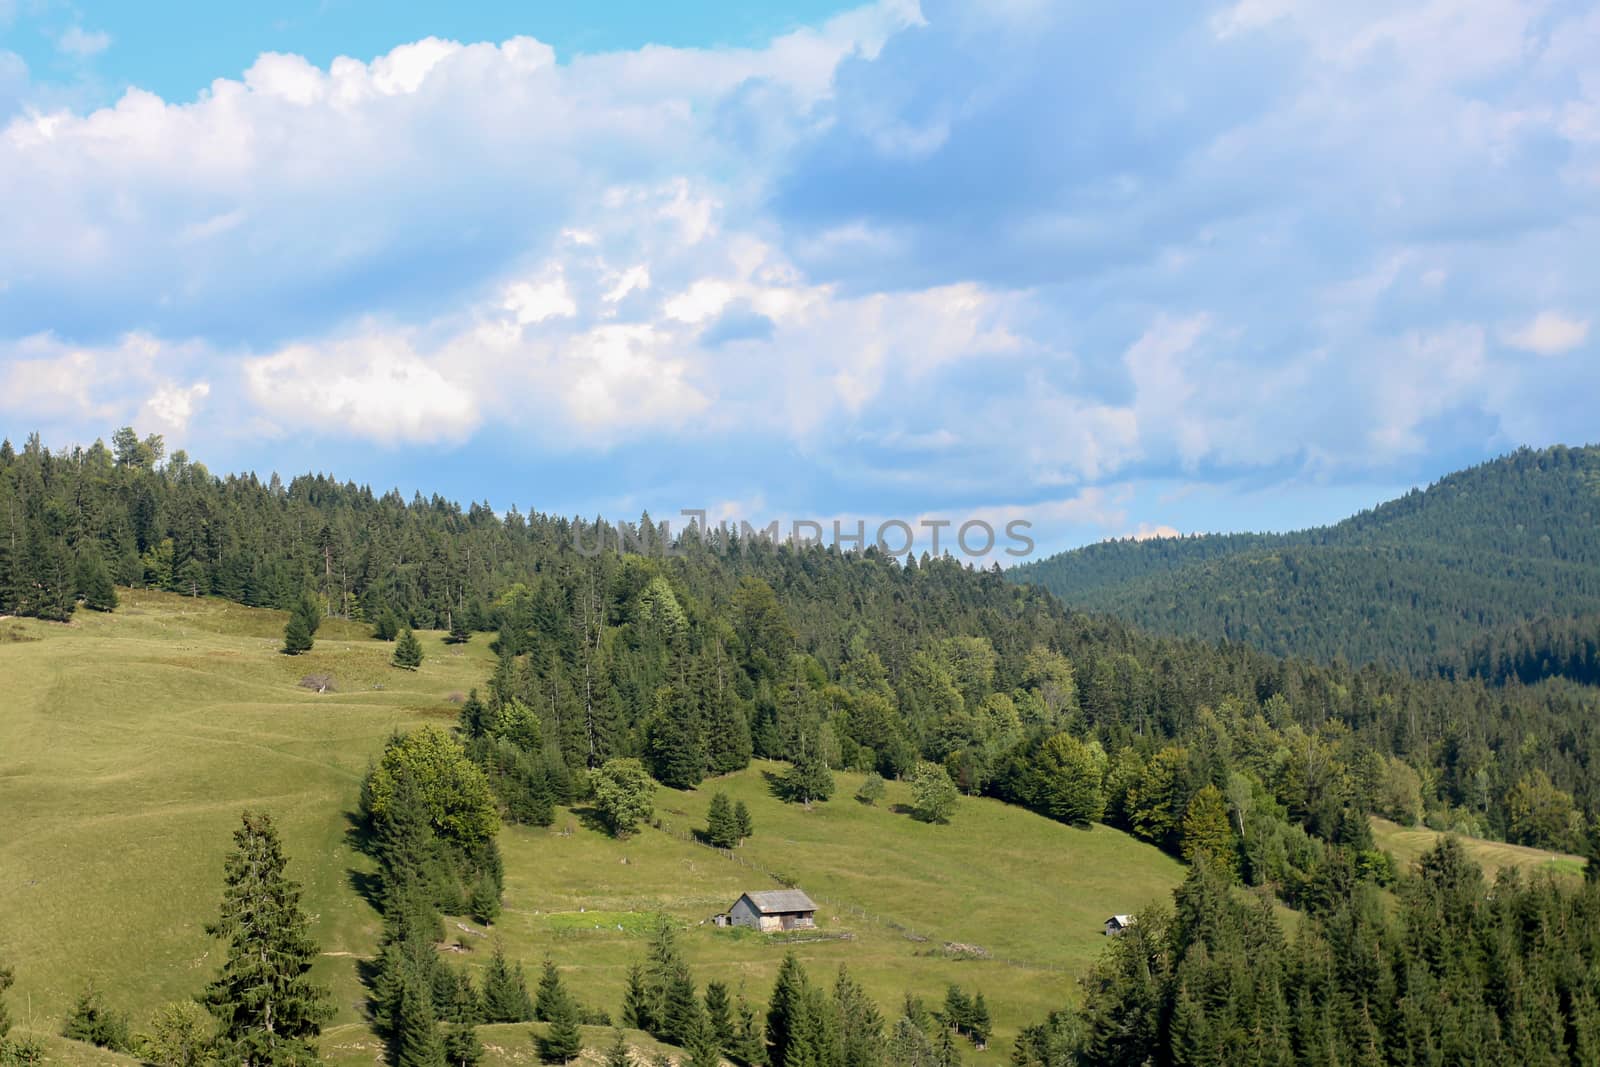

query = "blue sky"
[2,0,1597,560]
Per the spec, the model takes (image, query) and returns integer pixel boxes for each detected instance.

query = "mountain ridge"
[1011,444,1600,670]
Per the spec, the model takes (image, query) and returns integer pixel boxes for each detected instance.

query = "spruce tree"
[733,992,769,1066]
[481,943,534,1023]
[704,981,734,1052]
[61,982,130,1052]
[393,628,424,670]
[445,612,470,646]
[535,959,564,1023]
[706,792,737,849]
[282,612,314,655]
[685,1012,723,1067]
[765,953,811,1067]
[444,1025,483,1067]
[733,800,754,843]
[374,607,401,641]
[395,975,447,1067]
[603,1028,635,1067]
[833,967,884,1067]
[620,963,651,1032]
[75,549,118,612]
[204,811,332,1066]
[535,974,583,1064]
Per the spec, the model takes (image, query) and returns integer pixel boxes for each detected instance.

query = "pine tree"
[282,612,314,655]
[733,800,754,843]
[204,811,333,1066]
[481,944,533,1023]
[394,628,424,670]
[833,967,884,1066]
[446,613,470,646]
[468,875,501,926]
[706,792,738,849]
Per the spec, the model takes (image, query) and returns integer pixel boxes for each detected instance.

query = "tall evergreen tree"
[704,981,735,1053]
[706,792,738,849]
[282,612,314,655]
[393,629,424,670]
[394,975,447,1067]
[603,1028,635,1067]
[733,800,754,843]
[204,811,333,1067]
[534,966,585,1067]
[480,944,533,1024]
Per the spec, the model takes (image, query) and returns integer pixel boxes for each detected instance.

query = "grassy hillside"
[0,591,1185,1064]
[1010,445,1600,670]
[0,590,494,1039]
[1371,817,1587,883]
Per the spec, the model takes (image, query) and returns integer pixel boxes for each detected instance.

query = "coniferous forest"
[1012,445,1600,672]
[7,430,1600,1064]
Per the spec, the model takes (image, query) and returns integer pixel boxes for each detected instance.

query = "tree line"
[4,431,1600,873]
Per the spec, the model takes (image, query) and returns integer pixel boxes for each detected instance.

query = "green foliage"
[1029,835,1600,1065]
[394,974,447,1067]
[592,758,655,838]
[61,982,130,1053]
[777,734,834,806]
[281,612,313,655]
[533,963,582,1064]
[1013,444,1600,671]
[134,1000,215,1067]
[481,944,533,1024]
[734,799,754,842]
[374,607,402,642]
[74,548,118,612]
[909,761,958,823]
[203,811,333,1066]
[365,726,500,849]
[393,628,424,670]
[706,792,739,848]
[1180,783,1238,878]
[854,773,886,806]
[603,1028,635,1067]
[445,613,470,645]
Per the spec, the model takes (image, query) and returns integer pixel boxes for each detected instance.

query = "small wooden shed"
[1104,914,1136,936]
[728,889,818,932]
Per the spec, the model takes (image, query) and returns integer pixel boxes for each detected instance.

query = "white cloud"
[140,382,211,434]
[57,27,111,58]
[0,331,209,437]
[1502,310,1590,356]
[243,336,479,445]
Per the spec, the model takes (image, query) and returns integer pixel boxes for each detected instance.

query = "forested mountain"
[3,428,1599,904]
[1010,445,1600,671]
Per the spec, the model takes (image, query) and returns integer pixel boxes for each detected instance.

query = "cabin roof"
[740,889,818,914]
[1107,914,1135,925]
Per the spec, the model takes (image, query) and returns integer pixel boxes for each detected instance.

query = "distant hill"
[1011,445,1600,671]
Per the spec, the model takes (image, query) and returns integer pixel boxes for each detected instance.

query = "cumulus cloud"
[1503,311,1590,356]
[2,0,1598,540]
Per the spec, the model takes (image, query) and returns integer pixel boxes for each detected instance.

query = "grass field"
[0,591,1186,1064]
[1371,817,1588,883]
[0,590,493,1046]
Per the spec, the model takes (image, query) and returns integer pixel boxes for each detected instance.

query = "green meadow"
[0,591,1185,1064]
